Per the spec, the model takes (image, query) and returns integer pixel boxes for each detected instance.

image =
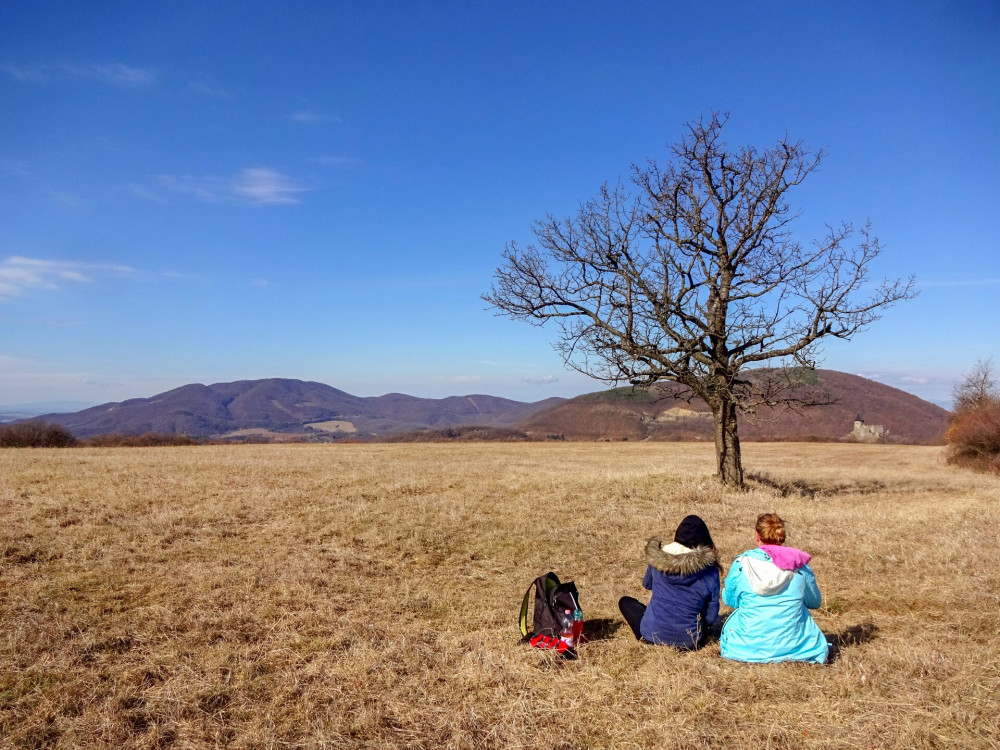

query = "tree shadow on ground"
[746,472,889,499]
[582,618,622,642]
[825,622,879,663]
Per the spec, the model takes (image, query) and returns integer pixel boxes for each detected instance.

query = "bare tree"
[485,113,916,486]
[952,358,998,413]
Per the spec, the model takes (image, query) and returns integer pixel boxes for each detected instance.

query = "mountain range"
[26,371,950,444]
[29,379,564,439]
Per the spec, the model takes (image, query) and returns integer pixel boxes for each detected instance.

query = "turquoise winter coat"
[720,547,829,664]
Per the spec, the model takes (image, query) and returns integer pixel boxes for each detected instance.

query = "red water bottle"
[572,608,584,645]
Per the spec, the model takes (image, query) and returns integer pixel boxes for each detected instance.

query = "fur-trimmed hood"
[646,537,718,577]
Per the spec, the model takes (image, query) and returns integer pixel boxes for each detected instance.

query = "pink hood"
[759,544,811,571]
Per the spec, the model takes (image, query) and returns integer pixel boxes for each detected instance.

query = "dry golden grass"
[2,442,999,749]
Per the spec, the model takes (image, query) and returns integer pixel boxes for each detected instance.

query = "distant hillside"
[30,372,949,444]
[33,379,566,439]
[518,370,949,445]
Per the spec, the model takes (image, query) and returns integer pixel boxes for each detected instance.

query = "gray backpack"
[518,571,580,641]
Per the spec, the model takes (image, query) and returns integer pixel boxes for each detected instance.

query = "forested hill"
[518,370,949,444]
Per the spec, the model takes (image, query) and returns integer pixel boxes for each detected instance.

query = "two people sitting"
[618,512,829,664]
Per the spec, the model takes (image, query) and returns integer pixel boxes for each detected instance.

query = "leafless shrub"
[381,425,531,442]
[0,420,77,447]
[947,359,1000,474]
[947,400,1000,474]
[82,432,201,447]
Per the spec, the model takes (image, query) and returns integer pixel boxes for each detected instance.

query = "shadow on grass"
[747,472,889,499]
[825,622,879,663]
[582,618,623,642]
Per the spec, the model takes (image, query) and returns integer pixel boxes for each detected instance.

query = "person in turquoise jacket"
[720,512,829,664]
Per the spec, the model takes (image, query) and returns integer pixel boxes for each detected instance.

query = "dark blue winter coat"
[639,538,721,649]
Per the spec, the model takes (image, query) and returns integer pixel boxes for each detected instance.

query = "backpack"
[518,571,581,642]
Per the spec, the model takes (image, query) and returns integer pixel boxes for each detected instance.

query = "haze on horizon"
[1,1,997,410]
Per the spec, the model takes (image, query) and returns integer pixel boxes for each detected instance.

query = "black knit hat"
[674,515,714,549]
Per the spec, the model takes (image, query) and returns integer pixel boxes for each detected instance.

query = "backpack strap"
[519,581,534,639]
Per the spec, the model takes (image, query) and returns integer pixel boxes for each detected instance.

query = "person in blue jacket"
[618,515,721,649]
[720,512,829,664]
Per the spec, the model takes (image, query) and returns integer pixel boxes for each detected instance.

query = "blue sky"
[1,1,997,409]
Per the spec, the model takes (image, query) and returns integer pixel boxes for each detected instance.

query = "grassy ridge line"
[1,443,998,749]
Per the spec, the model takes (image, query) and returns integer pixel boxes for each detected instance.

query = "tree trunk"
[712,398,744,487]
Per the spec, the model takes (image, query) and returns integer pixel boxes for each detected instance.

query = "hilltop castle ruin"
[851,416,888,442]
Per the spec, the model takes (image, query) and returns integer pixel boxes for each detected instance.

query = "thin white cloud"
[0,353,36,369]
[449,375,485,384]
[0,256,137,300]
[0,355,179,404]
[129,183,168,203]
[523,375,560,385]
[853,370,951,397]
[157,174,221,202]
[188,80,230,98]
[314,156,361,166]
[0,158,30,177]
[1,62,59,83]
[80,63,157,87]
[286,110,341,126]
[475,359,525,368]
[161,271,199,281]
[47,190,86,208]
[157,167,308,205]
[1,61,158,88]
[232,168,308,204]
[251,278,271,288]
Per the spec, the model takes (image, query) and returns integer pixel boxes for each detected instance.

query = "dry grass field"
[2,442,999,749]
